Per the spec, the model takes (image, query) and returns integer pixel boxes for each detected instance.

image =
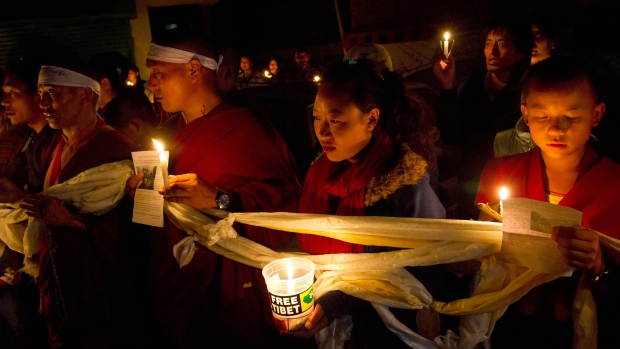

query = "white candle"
[499,187,509,217]
[443,32,451,57]
[286,263,295,294]
[152,139,170,190]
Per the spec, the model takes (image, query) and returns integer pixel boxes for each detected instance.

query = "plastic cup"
[262,257,315,332]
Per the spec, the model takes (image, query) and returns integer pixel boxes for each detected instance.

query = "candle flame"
[152,139,164,154]
[499,187,509,201]
[444,32,450,41]
[126,81,134,86]
[264,70,270,78]
[313,75,321,82]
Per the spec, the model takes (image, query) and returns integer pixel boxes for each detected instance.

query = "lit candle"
[499,187,509,217]
[313,75,321,83]
[443,32,450,57]
[286,263,295,294]
[264,70,271,78]
[126,80,134,86]
[152,139,170,190]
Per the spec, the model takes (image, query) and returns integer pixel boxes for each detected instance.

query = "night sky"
[208,0,341,53]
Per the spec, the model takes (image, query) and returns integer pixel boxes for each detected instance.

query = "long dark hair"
[321,59,434,167]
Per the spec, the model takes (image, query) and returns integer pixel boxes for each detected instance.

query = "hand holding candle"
[152,139,170,190]
[263,257,315,332]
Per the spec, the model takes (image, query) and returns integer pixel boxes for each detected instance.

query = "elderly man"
[143,29,301,348]
[18,60,146,348]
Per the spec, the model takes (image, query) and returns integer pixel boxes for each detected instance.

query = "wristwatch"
[215,187,231,210]
[589,268,611,284]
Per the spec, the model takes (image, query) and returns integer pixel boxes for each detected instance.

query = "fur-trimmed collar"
[364,145,428,207]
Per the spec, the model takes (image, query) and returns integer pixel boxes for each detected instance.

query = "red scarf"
[298,131,393,254]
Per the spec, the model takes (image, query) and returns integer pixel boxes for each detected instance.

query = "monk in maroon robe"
[21,62,148,348]
[142,30,301,348]
[476,57,620,348]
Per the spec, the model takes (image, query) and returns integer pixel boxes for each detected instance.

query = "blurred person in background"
[530,14,559,65]
[290,47,320,83]
[236,54,264,89]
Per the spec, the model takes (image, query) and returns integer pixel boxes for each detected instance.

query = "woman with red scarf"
[292,59,451,347]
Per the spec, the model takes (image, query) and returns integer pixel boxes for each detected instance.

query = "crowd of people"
[234,47,322,89]
[0,13,619,349]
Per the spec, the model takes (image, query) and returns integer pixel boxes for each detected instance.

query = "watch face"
[218,193,230,209]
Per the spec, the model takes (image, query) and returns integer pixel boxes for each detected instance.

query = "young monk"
[292,59,451,347]
[476,56,620,348]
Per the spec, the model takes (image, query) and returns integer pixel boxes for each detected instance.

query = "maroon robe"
[150,102,301,347]
[38,122,140,348]
[477,146,620,239]
[476,146,620,344]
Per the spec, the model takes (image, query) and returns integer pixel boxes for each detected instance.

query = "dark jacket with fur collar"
[363,148,445,228]
[316,149,450,348]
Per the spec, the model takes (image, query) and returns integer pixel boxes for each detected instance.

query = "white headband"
[147,43,222,71]
[38,65,101,96]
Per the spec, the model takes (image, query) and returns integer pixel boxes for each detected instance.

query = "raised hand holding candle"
[152,139,170,190]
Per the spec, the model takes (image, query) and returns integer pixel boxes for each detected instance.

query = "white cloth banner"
[165,206,620,349]
[0,160,134,259]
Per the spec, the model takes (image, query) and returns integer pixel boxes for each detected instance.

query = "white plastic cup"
[262,257,315,332]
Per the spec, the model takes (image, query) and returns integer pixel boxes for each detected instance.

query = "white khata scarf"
[38,65,101,96]
[147,43,223,71]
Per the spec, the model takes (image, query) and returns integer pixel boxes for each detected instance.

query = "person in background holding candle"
[289,47,320,83]
[432,16,534,220]
[266,56,286,83]
[139,29,302,348]
[476,56,620,348]
[289,59,465,347]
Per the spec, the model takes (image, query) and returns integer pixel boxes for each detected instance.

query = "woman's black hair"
[320,59,435,167]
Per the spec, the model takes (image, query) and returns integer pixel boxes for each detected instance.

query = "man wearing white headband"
[140,29,301,348]
[19,59,147,347]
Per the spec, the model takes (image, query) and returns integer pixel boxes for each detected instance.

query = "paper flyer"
[501,198,582,275]
[131,151,167,227]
